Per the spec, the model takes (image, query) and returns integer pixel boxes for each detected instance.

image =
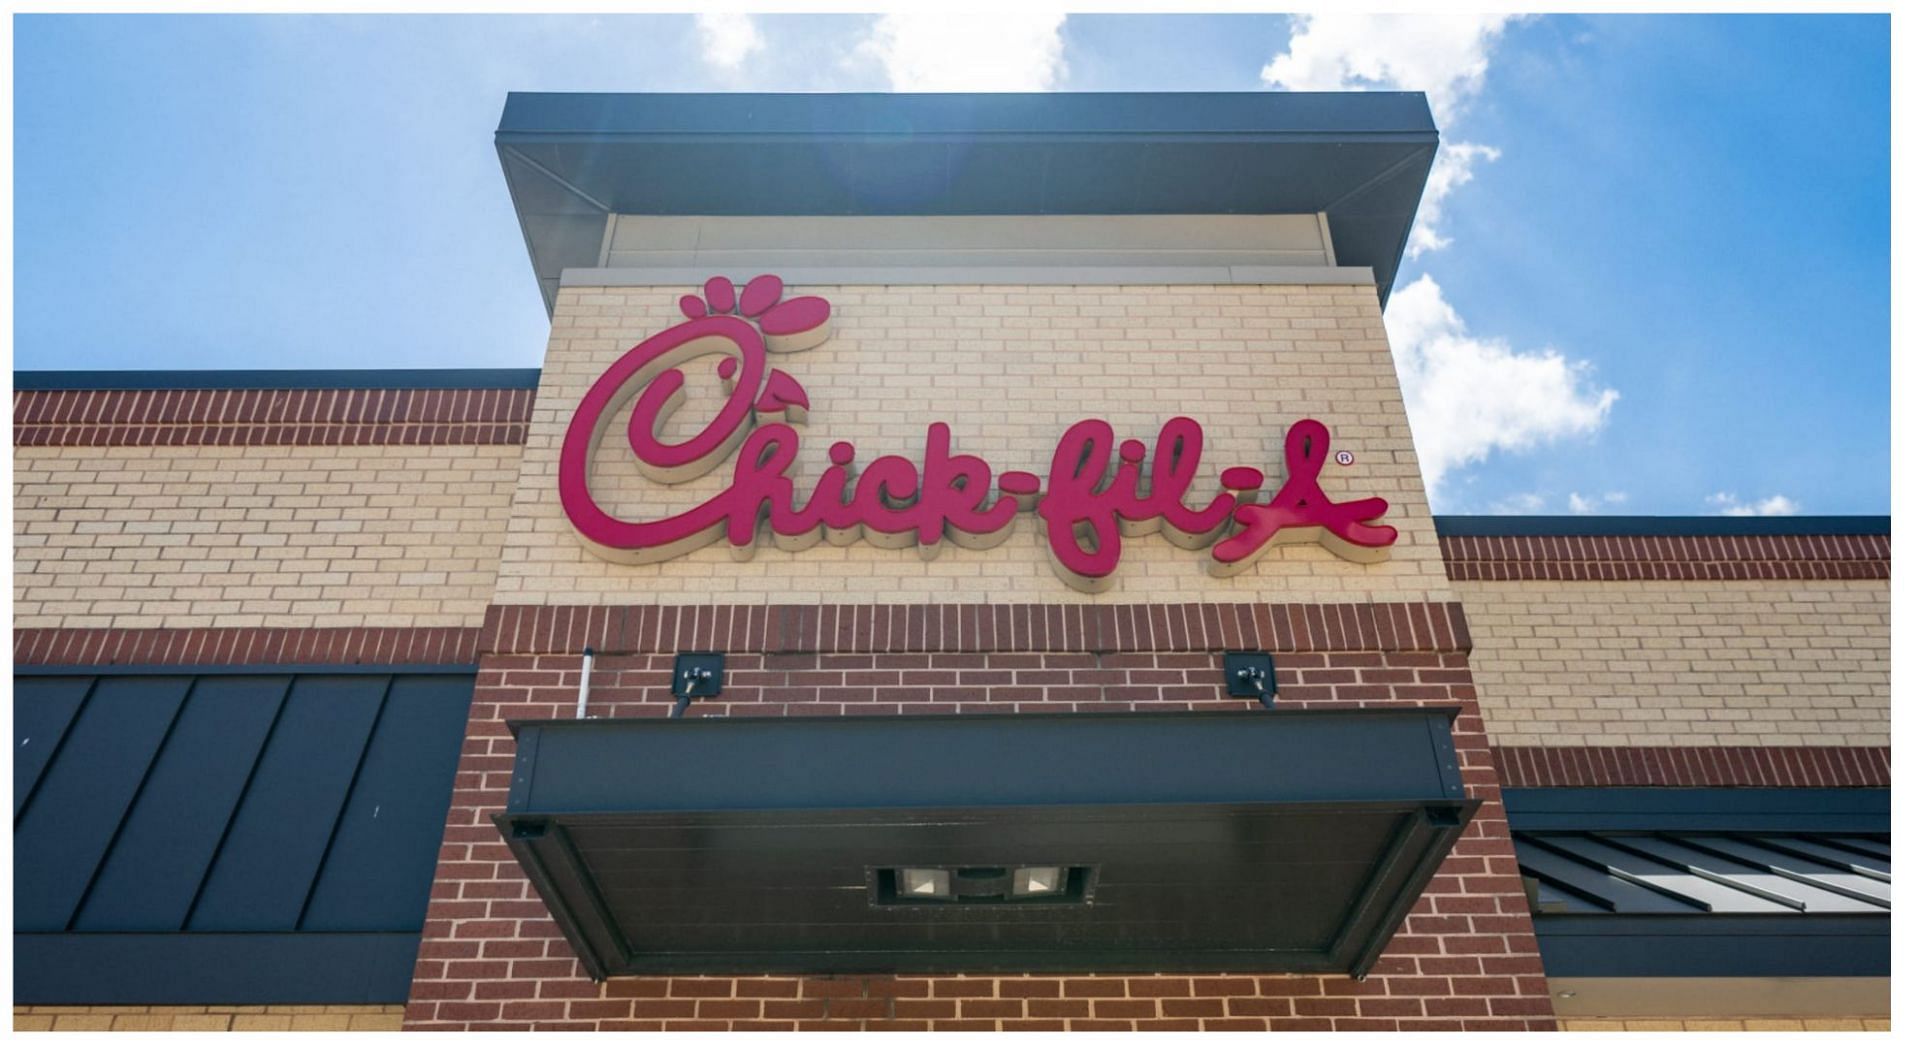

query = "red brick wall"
[405,601,1555,1031]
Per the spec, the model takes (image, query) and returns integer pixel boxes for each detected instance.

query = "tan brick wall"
[14,444,521,629]
[1560,1018,1888,1031]
[13,1005,404,1031]
[498,283,1450,606]
[1461,580,1889,747]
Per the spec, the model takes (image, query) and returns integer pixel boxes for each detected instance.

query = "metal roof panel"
[1516,830,1893,917]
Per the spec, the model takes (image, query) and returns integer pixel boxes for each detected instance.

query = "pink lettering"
[557,276,1399,587]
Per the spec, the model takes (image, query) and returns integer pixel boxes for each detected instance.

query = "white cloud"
[1385,275,1619,491]
[1266,14,1624,502]
[856,12,1066,91]
[1261,14,1522,257]
[1260,14,1516,126]
[1408,142,1499,255]
[1707,492,1801,517]
[696,12,765,72]
[1569,491,1627,514]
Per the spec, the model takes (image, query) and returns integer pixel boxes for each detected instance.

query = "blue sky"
[12,13,1890,516]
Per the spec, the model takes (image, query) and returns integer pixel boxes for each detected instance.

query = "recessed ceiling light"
[880,865,1088,905]
[1013,866,1064,896]
[899,868,951,899]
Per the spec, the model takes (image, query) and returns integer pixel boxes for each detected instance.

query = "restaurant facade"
[11,92,1890,1032]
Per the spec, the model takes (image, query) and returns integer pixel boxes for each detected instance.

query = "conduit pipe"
[576,646,594,719]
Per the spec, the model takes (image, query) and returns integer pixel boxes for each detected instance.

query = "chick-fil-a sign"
[558,276,1398,591]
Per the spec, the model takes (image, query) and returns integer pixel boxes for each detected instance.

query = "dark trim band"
[1533,915,1889,979]
[1503,787,1891,832]
[13,933,420,1004]
[16,662,481,677]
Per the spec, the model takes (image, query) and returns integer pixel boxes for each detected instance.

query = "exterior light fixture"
[1012,866,1065,897]
[898,868,952,899]
[1223,651,1277,707]
[878,865,1092,905]
[670,652,725,717]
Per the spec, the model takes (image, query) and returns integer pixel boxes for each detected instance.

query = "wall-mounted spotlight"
[670,652,725,718]
[1223,651,1276,708]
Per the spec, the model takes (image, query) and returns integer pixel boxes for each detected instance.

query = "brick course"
[12,625,481,667]
[1440,533,1889,582]
[462,648,1489,720]
[1493,744,1890,788]
[16,1006,1889,1032]
[1559,1018,1888,1032]
[12,387,534,447]
[11,1005,403,1032]
[481,600,1473,656]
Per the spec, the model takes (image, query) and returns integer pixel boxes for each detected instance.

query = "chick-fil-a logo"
[557,276,1398,591]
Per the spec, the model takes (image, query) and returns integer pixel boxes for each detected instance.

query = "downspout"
[576,646,594,719]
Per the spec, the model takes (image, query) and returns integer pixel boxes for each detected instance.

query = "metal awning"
[1518,831,1890,917]
[1510,800,1890,981]
[496,709,1474,979]
[12,669,474,1004]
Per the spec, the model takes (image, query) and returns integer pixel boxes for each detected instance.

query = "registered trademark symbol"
[1334,450,1355,467]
